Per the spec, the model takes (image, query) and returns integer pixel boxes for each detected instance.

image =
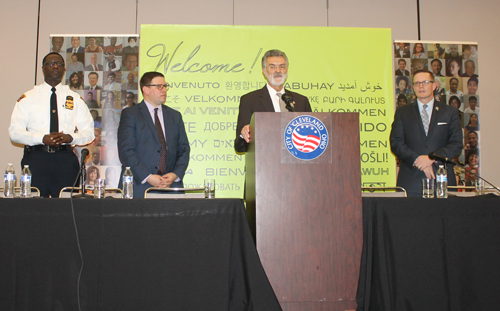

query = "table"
[0,198,281,311]
[357,195,500,311]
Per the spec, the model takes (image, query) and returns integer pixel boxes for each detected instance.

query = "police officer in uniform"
[9,52,95,197]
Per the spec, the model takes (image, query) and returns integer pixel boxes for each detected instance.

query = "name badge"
[65,96,74,110]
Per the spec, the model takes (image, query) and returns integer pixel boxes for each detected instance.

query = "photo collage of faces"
[394,42,480,187]
[50,35,140,188]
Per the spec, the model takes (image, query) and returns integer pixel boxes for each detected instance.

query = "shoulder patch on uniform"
[17,94,26,102]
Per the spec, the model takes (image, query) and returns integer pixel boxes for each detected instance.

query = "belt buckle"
[47,146,56,153]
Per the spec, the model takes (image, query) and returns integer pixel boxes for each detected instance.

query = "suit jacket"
[395,69,410,76]
[462,73,478,78]
[117,101,190,198]
[395,49,410,58]
[85,64,104,71]
[66,46,85,53]
[234,85,312,153]
[390,101,463,197]
[84,85,101,90]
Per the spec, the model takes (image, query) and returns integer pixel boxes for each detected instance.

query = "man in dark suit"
[234,49,312,153]
[390,70,463,197]
[84,72,102,90]
[66,37,85,53]
[118,71,190,198]
[395,43,410,58]
[430,59,444,77]
[395,59,410,76]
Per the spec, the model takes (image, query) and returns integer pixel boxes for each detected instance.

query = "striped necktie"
[422,104,429,135]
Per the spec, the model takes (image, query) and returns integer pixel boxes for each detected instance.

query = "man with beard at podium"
[234,49,312,153]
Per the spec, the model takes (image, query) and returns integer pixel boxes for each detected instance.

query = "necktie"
[94,65,97,71]
[154,108,167,175]
[422,104,429,135]
[277,92,287,112]
[50,87,58,133]
[73,48,77,53]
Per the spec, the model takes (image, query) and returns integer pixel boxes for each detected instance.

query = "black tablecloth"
[0,198,281,311]
[357,196,500,311]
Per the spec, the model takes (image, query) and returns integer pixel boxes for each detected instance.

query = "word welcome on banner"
[139,25,396,198]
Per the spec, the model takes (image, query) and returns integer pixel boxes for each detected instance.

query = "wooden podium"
[245,112,362,311]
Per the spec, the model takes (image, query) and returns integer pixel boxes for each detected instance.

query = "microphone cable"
[70,155,85,311]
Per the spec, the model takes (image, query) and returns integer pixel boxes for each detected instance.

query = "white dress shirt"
[266,83,285,112]
[9,82,95,146]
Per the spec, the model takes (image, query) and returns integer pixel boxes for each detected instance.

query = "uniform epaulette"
[17,94,26,102]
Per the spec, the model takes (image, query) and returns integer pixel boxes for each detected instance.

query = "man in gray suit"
[234,49,311,153]
[390,70,463,197]
[85,53,103,71]
[118,71,190,198]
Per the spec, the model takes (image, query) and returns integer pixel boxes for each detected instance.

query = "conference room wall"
[0,0,40,176]
[1,0,498,188]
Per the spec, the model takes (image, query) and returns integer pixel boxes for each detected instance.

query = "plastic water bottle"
[4,163,16,198]
[436,165,448,198]
[123,167,133,199]
[20,165,32,198]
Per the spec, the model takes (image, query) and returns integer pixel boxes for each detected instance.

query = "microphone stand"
[72,161,93,199]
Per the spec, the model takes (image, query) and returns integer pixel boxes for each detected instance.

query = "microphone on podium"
[281,93,295,112]
[80,148,89,167]
[429,152,500,193]
[428,152,457,165]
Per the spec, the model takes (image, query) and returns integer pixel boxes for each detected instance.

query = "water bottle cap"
[24,165,29,168]
[7,163,12,166]
[126,167,130,169]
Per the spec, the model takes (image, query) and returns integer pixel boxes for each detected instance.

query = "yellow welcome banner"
[140,25,395,198]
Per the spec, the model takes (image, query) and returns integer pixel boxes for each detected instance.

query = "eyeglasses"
[44,61,64,67]
[266,64,287,71]
[145,83,170,91]
[412,80,434,87]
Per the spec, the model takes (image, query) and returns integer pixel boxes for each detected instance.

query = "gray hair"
[464,59,475,68]
[262,49,288,68]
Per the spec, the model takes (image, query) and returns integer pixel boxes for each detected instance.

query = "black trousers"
[21,149,80,197]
